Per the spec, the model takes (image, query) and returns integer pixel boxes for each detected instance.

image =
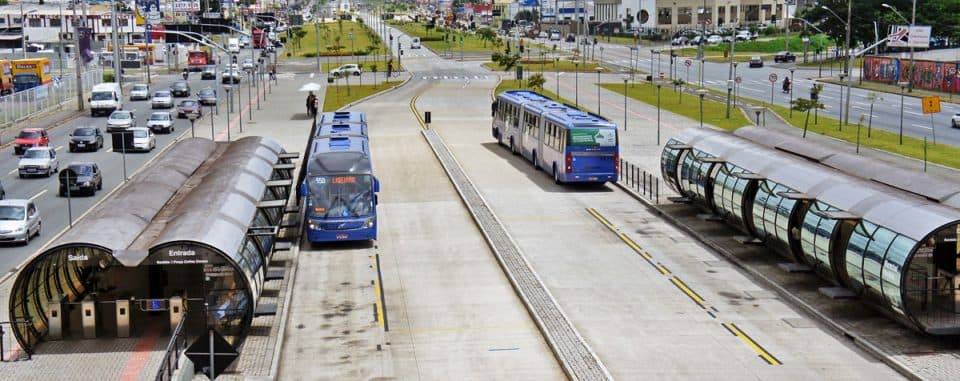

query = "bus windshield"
[568,127,617,147]
[306,175,374,218]
[12,74,38,84]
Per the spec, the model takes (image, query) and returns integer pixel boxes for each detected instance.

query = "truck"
[11,58,53,92]
[0,60,12,95]
[252,29,266,49]
[187,49,216,71]
[228,38,240,53]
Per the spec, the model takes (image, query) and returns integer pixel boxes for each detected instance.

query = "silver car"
[130,84,150,100]
[147,112,175,133]
[0,200,41,244]
[106,110,136,133]
[18,147,59,178]
[129,127,156,152]
[151,90,174,109]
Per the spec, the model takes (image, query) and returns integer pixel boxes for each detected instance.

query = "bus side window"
[560,129,567,151]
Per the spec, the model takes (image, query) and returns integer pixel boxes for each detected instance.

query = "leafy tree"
[369,63,378,88]
[792,96,825,138]
[491,53,521,71]
[864,91,882,137]
[476,28,496,47]
[527,73,546,91]
[514,10,539,22]
[672,79,685,104]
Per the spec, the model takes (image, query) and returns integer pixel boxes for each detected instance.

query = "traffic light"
[519,44,524,53]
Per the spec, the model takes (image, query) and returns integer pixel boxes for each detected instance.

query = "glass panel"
[883,234,916,312]
[846,222,878,292]
[712,165,728,214]
[865,227,897,293]
[752,181,772,238]
[800,210,819,263]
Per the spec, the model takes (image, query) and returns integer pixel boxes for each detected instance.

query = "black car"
[170,81,191,97]
[68,127,104,152]
[749,56,764,68]
[197,88,217,106]
[59,162,103,197]
[773,51,796,63]
[201,65,217,80]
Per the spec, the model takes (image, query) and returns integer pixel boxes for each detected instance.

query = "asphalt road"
[0,59,261,275]
[511,36,960,146]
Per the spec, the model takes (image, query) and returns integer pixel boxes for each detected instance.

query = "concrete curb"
[611,181,925,381]
[267,217,302,380]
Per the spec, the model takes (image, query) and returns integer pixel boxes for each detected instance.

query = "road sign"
[659,72,664,79]
[684,59,692,67]
[705,18,712,25]
[922,96,941,114]
[735,76,742,84]
[768,73,778,83]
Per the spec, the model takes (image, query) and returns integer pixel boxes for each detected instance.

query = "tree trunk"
[868,103,874,138]
[803,110,810,138]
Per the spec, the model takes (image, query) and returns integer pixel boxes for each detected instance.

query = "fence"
[618,159,660,204]
[154,313,189,381]
[0,320,33,362]
[0,68,103,132]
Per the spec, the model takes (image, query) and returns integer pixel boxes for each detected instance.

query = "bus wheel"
[510,139,517,155]
[532,151,539,169]
[553,164,561,184]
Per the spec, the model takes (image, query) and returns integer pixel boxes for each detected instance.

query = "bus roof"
[305,151,372,176]
[318,111,367,126]
[498,90,551,104]
[315,123,367,138]
[309,136,369,155]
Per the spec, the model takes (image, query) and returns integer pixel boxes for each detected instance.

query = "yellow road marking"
[656,264,671,275]
[371,255,384,329]
[618,233,652,260]
[586,207,617,232]
[723,323,782,365]
[670,277,707,308]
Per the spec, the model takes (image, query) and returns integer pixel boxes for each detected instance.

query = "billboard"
[172,0,200,12]
[887,25,932,48]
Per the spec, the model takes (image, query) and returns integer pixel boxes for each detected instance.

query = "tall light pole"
[726,16,738,119]
[556,72,563,99]
[574,62,579,107]
[821,4,851,126]
[622,76,628,131]
[789,68,795,117]
[111,0,121,86]
[898,81,908,144]
[595,67,602,114]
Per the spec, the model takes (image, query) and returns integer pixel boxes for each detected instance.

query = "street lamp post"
[574,62,579,107]
[697,89,708,128]
[898,81,908,144]
[622,76,628,131]
[224,85,232,142]
[789,68,795,117]
[838,73,846,130]
[208,104,215,139]
[656,81,662,145]
[595,67,602,114]
[556,72,563,98]
[821,3,853,126]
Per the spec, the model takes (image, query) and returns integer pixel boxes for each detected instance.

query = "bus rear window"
[568,128,617,147]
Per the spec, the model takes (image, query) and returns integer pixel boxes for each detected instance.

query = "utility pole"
[75,0,85,112]
[697,0,705,61]
[907,0,916,92]
[111,0,121,86]
[843,0,852,125]
[725,21,737,119]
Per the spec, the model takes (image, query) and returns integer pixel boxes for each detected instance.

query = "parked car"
[106,110,136,133]
[201,65,217,80]
[176,99,202,119]
[59,162,102,197]
[774,51,796,63]
[330,64,361,77]
[151,90,174,109]
[196,88,217,106]
[13,128,50,155]
[690,35,703,45]
[410,37,421,49]
[68,127,104,152]
[706,35,723,44]
[0,199,41,244]
[565,33,576,43]
[671,36,688,45]
[241,58,254,71]
[147,111,175,133]
[749,56,764,68]
[537,31,548,39]
[18,147,59,178]
[550,29,561,41]
[222,69,242,84]
[170,81,191,97]
[736,30,755,41]
[952,113,960,128]
[128,127,156,152]
[129,84,150,100]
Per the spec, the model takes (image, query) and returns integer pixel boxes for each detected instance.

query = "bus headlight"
[308,221,320,230]
[364,218,376,228]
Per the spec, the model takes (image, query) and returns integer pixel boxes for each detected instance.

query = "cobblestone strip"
[421,129,613,381]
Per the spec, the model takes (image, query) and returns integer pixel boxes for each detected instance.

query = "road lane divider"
[370,254,388,331]
[29,189,47,201]
[722,323,782,365]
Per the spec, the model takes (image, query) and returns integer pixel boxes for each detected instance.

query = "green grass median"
[323,81,402,112]
[284,20,385,59]
[391,22,499,53]
[602,82,751,130]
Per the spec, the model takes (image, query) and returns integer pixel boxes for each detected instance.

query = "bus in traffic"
[492,90,619,183]
[301,134,379,243]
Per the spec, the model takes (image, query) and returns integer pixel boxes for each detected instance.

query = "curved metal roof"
[151,136,282,259]
[675,128,960,241]
[46,138,217,252]
[734,127,960,205]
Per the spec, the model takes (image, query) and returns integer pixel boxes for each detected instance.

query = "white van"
[228,38,240,53]
[410,37,421,49]
[88,82,123,117]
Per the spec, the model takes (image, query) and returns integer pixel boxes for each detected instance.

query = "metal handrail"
[154,313,189,381]
[618,158,660,204]
[0,319,33,361]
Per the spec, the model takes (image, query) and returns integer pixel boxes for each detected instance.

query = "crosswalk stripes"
[419,75,491,81]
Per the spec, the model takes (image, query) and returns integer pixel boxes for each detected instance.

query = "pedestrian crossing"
[419,75,493,81]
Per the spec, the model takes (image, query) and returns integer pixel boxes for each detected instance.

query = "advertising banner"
[78,27,94,64]
[887,25,932,48]
[864,56,959,94]
[570,128,617,147]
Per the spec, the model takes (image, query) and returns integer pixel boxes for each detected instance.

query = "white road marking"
[7,168,16,175]
[30,189,47,201]
[55,145,63,151]
[105,148,113,153]
[905,111,924,116]
[912,124,932,130]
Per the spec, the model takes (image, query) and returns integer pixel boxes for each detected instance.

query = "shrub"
[103,72,114,82]
[303,52,318,57]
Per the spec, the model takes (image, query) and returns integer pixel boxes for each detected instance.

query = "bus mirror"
[373,178,380,193]
[298,183,307,198]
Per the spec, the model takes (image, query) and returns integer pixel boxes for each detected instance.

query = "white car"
[330,64,361,77]
[130,84,150,100]
[151,91,174,109]
[706,35,723,44]
[222,69,242,84]
[147,112,175,134]
[18,147,59,178]
[952,113,960,128]
[736,31,754,41]
[128,127,156,152]
[106,110,136,133]
[241,58,254,71]
[0,199,41,244]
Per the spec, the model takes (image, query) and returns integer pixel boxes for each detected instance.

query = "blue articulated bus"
[493,90,619,183]
[301,121,380,242]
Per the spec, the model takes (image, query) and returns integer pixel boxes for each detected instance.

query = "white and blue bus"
[493,90,619,183]
[300,135,380,243]
[316,111,368,138]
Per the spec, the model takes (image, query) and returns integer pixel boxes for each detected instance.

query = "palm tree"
[792,97,825,138]
[528,74,546,92]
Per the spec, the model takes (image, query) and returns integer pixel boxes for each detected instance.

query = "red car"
[14,128,50,155]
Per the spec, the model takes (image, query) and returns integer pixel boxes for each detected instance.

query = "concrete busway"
[7,135,295,355]
[662,127,960,335]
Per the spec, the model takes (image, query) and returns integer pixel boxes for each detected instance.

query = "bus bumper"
[562,173,617,183]
[305,218,377,242]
